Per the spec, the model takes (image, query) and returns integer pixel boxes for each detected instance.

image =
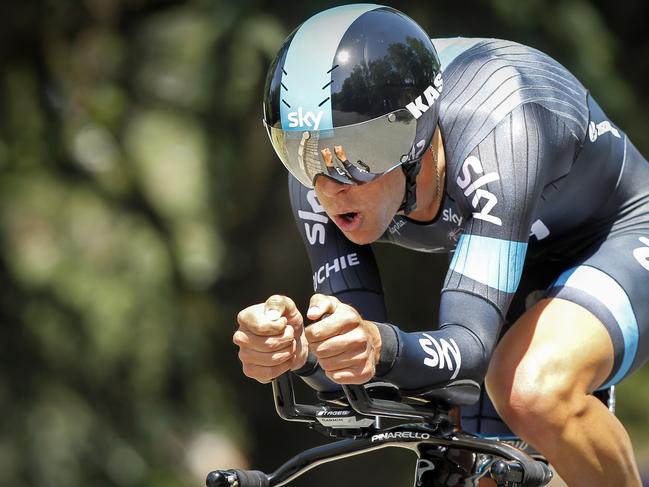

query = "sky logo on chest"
[442,207,463,227]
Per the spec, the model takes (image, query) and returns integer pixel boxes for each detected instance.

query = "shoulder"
[438,38,588,126]
[436,39,589,180]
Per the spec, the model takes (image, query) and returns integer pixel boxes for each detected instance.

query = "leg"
[485,297,641,487]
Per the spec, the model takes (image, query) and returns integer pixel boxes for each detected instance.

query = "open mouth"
[334,211,362,232]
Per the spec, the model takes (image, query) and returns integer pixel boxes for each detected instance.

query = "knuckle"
[266,294,284,307]
[267,339,285,351]
[306,327,320,341]
[346,309,360,323]
[256,323,275,335]
[238,349,250,363]
[256,367,272,382]
[314,343,328,356]
[236,309,250,327]
[232,330,247,346]
[352,333,368,347]
[362,364,374,379]
[242,363,255,378]
[271,351,289,365]
[319,357,333,371]
[355,350,369,364]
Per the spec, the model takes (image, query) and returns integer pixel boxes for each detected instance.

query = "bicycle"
[205,371,618,486]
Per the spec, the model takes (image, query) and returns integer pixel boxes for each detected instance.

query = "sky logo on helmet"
[405,73,443,120]
[287,108,323,130]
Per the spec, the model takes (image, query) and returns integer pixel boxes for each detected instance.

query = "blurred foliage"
[0,0,648,486]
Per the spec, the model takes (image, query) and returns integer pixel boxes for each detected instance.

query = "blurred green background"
[1,0,648,485]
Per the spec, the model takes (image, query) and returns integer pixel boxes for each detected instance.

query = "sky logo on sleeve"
[418,333,461,380]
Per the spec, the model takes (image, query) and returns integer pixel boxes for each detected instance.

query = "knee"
[486,352,587,436]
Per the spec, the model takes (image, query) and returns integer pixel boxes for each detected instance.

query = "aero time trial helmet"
[262,4,442,213]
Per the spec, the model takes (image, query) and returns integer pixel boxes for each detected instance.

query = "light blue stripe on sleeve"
[449,234,527,293]
[552,265,639,388]
[280,4,379,131]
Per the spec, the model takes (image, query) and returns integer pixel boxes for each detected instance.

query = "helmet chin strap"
[398,141,441,215]
[398,159,422,214]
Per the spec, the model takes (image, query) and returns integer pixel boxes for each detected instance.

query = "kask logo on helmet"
[406,73,443,120]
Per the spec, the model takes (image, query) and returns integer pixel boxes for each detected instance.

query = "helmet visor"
[264,109,418,188]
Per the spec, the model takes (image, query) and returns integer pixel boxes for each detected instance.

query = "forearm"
[374,291,502,391]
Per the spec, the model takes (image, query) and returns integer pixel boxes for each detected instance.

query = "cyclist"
[233,4,649,486]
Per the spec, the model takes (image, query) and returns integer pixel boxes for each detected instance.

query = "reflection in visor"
[264,110,418,188]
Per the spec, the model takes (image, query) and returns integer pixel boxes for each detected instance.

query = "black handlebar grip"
[206,469,270,487]
[522,461,553,486]
[236,469,270,487]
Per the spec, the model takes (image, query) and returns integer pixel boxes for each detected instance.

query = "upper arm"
[443,102,554,318]
[288,175,387,321]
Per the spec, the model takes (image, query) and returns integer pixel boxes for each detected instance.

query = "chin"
[342,227,385,246]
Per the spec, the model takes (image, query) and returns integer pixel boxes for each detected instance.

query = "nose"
[315,175,349,198]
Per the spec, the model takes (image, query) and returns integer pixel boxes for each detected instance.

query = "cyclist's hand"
[305,294,381,384]
[234,295,308,384]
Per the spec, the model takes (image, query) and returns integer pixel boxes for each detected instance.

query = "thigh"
[490,296,615,395]
[545,231,649,389]
[491,229,649,394]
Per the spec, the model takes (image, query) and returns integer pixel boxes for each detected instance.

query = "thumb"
[264,295,302,328]
[307,294,337,321]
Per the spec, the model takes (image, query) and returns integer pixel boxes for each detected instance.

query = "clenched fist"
[233,295,309,383]
[305,294,382,384]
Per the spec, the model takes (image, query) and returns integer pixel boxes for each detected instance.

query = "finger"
[265,295,303,328]
[242,362,293,384]
[325,362,374,385]
[238,341,296,367]
[310,327,367,358]
[317,344,369,372]
[233,325,295,353]
[306,294,338,321]
[306,306,358,343]
[237,305,287,336]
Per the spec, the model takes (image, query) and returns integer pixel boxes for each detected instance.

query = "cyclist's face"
[314,167,405,245]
